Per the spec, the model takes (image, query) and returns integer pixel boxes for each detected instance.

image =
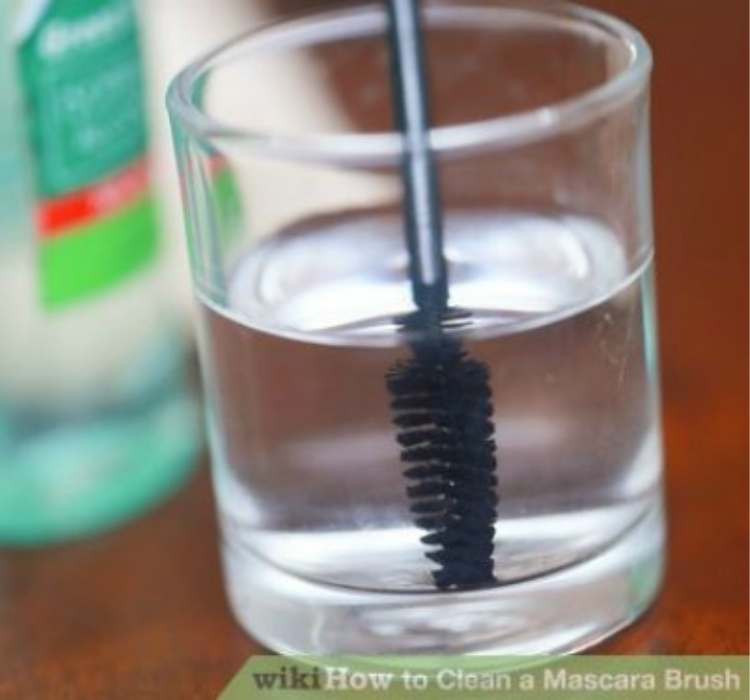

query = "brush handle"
[386,0,448,315]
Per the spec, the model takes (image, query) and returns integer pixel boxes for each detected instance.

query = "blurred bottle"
[0,0,200,544]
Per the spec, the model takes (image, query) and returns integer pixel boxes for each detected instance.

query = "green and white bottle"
[0,0,200,544]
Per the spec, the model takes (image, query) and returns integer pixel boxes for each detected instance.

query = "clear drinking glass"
[168,0,665,655]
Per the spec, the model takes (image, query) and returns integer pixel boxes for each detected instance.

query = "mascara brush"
[384,0,499,590]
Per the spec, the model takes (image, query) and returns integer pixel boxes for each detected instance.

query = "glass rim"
[166,0,653,162]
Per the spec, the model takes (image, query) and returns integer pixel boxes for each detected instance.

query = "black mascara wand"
[384,0,499,590]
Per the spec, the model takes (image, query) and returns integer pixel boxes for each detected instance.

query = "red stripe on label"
[209,153,229,176]
[37,159,150,237]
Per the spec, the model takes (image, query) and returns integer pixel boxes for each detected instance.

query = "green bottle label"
[16,0,157,309]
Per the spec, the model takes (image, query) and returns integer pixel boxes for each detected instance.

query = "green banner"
[40,195,157,308]
[220,656,749,700]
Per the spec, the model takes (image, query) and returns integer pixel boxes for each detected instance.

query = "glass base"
[222,501,664,655]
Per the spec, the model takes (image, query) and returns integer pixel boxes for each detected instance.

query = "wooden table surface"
[1,1,747,698]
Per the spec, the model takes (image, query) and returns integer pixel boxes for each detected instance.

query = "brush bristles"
[387,335,499,590]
